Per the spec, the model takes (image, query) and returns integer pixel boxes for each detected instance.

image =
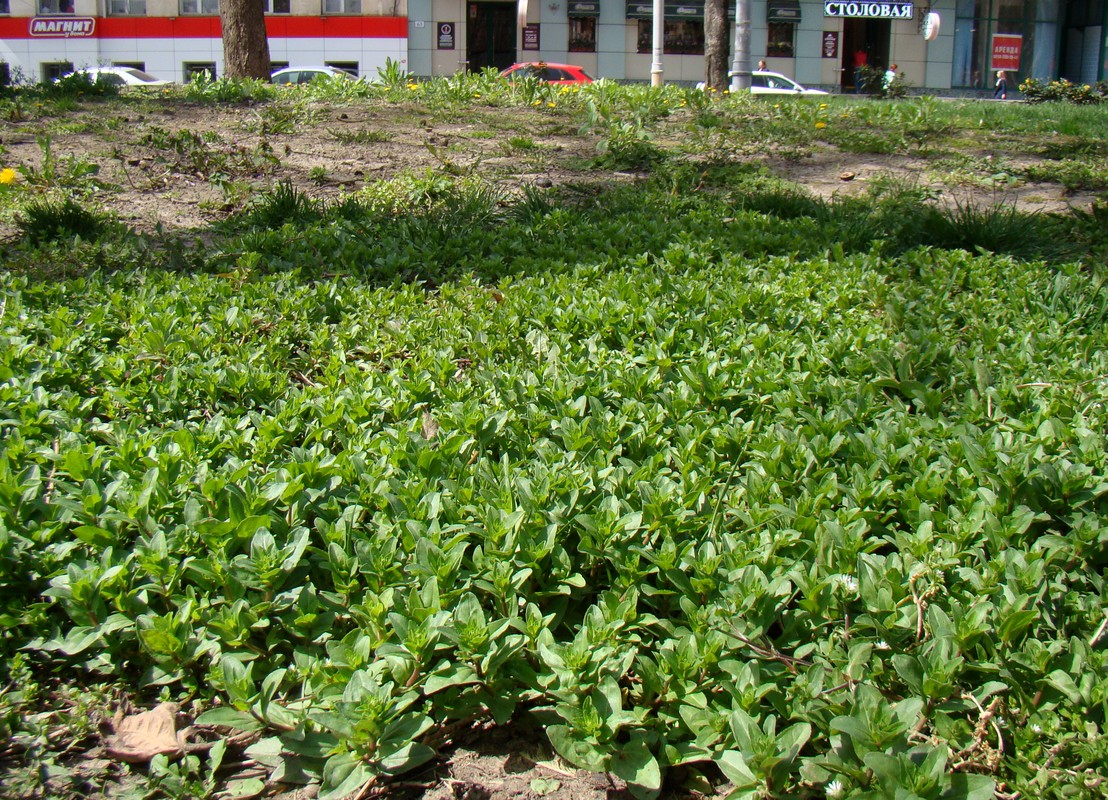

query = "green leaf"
[224,778,266,799]
[713,750,757,789]
[319,753,374,800]
[610,735,662,793]
[195,707,264,732]
[945,773,997,800]
[547,725,609,772]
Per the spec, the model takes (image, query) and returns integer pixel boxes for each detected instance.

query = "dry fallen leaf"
[422,410,440,440]
[105,702,186,763]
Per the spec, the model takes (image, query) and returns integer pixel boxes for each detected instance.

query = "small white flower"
[834,574,859,594]
[875,640,891,650]
[1031,724,1042,734]
[826,779,845,798]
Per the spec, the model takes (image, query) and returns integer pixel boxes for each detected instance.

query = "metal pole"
[730,0,750,91]
[651,0,664,86]
[518,0,528,65]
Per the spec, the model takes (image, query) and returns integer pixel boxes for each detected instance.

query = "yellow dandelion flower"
[815,121,827,129]
[0,168,16,185]
[819,103,828,109]
[547,101,555,107]
[532,100,542,106]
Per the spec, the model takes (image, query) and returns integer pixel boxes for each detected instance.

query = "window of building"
[183,62,216,81]
[263,0,291,13]
[952,0,1058,88]
[113,61,146,70]
[0,0,10,14]
[179,0,218,14]
[569,16,597,52]
[636,19,704,55]
[766,22,795,57]
[42,62,73,82]
[38,0,74,13]
[0,63,10,86]
[270,60,290,72]
[322,0,361,13]
[107,0,146,15]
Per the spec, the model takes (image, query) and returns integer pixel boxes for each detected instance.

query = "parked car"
[751,70,828,96]
[64,66,170,87]
[499,62,594,85]
[270,66,359,85]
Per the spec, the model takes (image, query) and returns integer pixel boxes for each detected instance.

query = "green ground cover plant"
[1,76,1108,800]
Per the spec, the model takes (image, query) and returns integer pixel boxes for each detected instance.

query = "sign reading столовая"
[824,1,913,19]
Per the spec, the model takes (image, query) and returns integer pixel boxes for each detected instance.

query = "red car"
[499,62,595,85]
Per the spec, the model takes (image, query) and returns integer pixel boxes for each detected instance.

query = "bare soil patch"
[1,96,1098,243]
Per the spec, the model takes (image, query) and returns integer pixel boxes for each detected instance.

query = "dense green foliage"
[1018,78,1108,105]
[2,77,1108,800]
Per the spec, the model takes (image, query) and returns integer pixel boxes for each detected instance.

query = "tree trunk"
[704,0,728,92]
[220,0,271,80]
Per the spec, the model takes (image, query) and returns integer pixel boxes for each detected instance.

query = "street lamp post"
[730,0,750,91]
[651,0,664,85]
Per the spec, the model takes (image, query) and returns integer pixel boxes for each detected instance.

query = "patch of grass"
[14,196,121,245]
[1024,158,1108,191]
[232,179,321,230]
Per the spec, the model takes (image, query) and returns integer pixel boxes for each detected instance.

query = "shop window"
[107,0,147,15]
[766,22,795,57]
[183,62,216,81]
[636,19,704,55]
[38,0,74,13]
[569,16,597,52]
[179,0,218,13]
[323,0,361,13]
[42,62,74,82]
[263,0,291,12]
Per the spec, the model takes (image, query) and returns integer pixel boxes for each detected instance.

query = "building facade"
[1,0,1104,91]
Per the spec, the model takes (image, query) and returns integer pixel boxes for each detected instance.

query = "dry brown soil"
[1,96,1099,244]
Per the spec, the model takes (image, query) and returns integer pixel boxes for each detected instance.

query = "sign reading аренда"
[824,1,913,19]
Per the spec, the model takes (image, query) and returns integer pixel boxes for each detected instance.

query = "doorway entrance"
[840,18,891,93]
[466,2,517,73]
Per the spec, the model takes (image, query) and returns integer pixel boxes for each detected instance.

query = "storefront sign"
[29,17,96,37]
[523,23,540,50]
[767,0,801,22]
[568,1,600,15]
[437,21,455,50]
[626,1,705,20]
[991,33,1022,71]
[823,31,839,58]
[823,2,913,19]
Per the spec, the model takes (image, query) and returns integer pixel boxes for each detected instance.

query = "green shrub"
[1019,78,1107,104]
[594,122,665,171]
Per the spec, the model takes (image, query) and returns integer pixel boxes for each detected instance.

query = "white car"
[270,66,358,85]
[751,70,828,96]
[66,67,170,87]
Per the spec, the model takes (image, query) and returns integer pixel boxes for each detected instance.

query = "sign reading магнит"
[823,2,913,19]
[29,17,96,37]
